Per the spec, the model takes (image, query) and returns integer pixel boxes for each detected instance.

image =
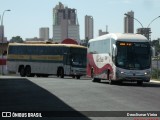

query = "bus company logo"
[105,56,108,60]
[96,55,104,62]
[2,112,11,117]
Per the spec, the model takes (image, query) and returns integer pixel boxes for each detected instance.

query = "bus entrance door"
[63,54,71,75]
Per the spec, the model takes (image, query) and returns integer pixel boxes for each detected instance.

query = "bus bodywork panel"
[87,53,113,79]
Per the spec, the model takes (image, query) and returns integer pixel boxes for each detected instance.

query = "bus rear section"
[7,43,87,79]
[87,33,153,85]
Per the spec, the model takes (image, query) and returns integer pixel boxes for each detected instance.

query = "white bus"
[87,33,153,85]
[7,43,87,79]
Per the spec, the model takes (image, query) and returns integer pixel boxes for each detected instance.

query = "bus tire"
[91,68,100,82]
[60,68,64,78]
[137,81,143,86]
[25,66,32,77]
[19,66,26,77]
[92,78,100,82]
[41,74,49,77]
[91,68,94,78]
[72,75,75,78]
[109,79,114,85]
[36,74,41,77]
[57,68,60,77]
[107,70,114,85]
[76,76,80,79]
[30,74,35,77]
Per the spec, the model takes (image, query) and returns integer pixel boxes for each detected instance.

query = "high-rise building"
[124,11,134,33]
[39,27,49,40]
[99,26,109,36]
[53,2,80,43]
[137,28,151,40]
[85,15,93,40]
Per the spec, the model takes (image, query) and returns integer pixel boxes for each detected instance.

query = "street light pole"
[124,13,144,28]
[0,9,11,75]
[147,16,160,41]
[147,16,160,28]
[1,10,11,25]
[124,13,160,41]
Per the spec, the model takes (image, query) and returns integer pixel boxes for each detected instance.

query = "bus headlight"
[116,70,125,75]
[116,70,125,79]
[121,71,124,74]
[144,71,150,75]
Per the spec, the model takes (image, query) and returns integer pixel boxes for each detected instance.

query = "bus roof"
[8,43,87,49]
[89,33,149,42]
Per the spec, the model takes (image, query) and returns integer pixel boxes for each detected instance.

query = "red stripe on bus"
[87,54,113,77]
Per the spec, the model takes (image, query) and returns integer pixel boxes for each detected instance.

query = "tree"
[151,38,160,56]
[10,36,23,43]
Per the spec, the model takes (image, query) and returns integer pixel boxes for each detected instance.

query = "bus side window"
[27,46,34,55]
[39,46,44,55]
[8,46,12,54]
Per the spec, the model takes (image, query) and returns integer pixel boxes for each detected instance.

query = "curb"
[150,80,160,83]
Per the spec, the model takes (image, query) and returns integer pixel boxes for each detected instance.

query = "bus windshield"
[116,42,151,70]
[70,48,87,67]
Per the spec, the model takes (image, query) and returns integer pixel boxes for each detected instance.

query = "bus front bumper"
[71,68,86,76]
[117,76,150,82]
[116,70,151,82]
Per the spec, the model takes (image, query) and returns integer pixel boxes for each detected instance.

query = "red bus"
[87,33,154,85]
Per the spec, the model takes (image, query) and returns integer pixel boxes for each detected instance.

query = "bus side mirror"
[113,44,117,56]
[87,43,90,48]
[151,46,155,57]
[3,50,7,55]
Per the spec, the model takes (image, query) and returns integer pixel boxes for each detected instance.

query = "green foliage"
[151,68,160,79]
[151,38,160,56]
[10,36,23,43]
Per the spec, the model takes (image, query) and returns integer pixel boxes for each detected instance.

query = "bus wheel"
[60,68,64,78]
[41,74,49,77]
[91,68,100,82]
[72,75,75,78]
[109,79,114,85]
[30,74,35,77]
[91,68,94,78]
[19,66,26,77]
[76,76,80,79]
[92,78,100,82]
[36,74,41,77]
[137,81,143,86]
[57,69,60,77]
[25,66,31,77]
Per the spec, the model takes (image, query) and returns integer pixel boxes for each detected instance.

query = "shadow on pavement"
[0,78,91,120]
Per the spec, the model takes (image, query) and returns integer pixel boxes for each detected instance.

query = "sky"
[0,0,160,41]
